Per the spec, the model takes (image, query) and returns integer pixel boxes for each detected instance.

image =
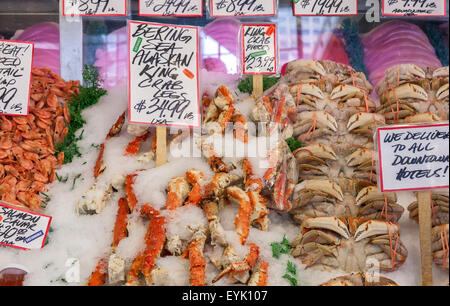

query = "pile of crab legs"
[0,68,77,210]
[86,85,276,286]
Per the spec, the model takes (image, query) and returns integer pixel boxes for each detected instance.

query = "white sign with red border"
[0,202,52,250]
[293,0,358,16]
[63,0,127,16]
[242,24,277,75]
[0,39,33,117]
[382,0,446,17]
[210,0,276,17]
[139,0,203,16]
[128,21,201,128]
[376,123,449,192]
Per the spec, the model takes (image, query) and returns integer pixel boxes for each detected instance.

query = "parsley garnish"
[55,65,107,164]
[286,137,304,152]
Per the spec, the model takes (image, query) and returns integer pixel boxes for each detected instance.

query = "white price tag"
[0,202,52,250]
[382,0,446,17]
[128,21,201,128]
[0,40,33,116]
[139,0,203,16]
[376,123,449,192]
[242,24,277,75]
[293,0,357,16]
[210,0,276,17]
[63,0,127,16]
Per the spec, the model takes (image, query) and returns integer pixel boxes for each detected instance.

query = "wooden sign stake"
[156,126,167,167]
[252,75,263,100]
[417,191,433,286]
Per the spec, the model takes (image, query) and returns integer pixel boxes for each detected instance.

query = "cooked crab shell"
[291,217,407,272]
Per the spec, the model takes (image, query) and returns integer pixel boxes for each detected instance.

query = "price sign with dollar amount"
[139,0,203,16]
[128,21,201,128]
[293,0,357,16]
[63,0,127,16]
[210,0,277,17]
[382,0,446,17]
[241,24,278,75]
[0,39,33,117]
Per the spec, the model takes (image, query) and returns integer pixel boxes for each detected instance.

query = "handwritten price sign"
[242,24,277,75]
[210,0,276,17]
[139,0,203,16]
[128,21,200,128]
[293,0,357,15]
[63,0,127,16]
[376,123,449,192]
[0,40,33,116]
[0,202,52,250]
[383,0,446,17]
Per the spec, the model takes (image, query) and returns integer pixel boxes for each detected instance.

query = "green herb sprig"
[55,65,107,164]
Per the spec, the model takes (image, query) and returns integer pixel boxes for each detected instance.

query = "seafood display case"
[0,0,448,287]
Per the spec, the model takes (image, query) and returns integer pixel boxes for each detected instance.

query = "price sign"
[139,0,203,16]
[63,0,127,16]
[0,202,52,250]
[293,0,357,16]
[0,40,33,116]
[376,123,449,192]
[210,0,276,17]
[382,0,446,17]
[128,21,201,128]
[242,24,277,75]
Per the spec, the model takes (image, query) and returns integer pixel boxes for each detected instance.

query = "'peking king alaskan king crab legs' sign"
[128,21,201,128]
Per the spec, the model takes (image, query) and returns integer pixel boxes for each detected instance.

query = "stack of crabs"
[376,63,449,272]
[251,59,412,283]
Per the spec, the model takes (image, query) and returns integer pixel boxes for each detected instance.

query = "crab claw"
[294,143,337,163]
[298,111,338,132]
[436,83,449,100]
[292,83,325,99]
[346,149,374,167]
[295,179,344,202]
[302,217,351,240]
[354,220,399,242]
[347,112,385,132]
[287,59,326,76]
[433,66,449,78]
[356,186,396,205]
[330,84,363,100]
[403,112,441,123]
[386,83,428,101]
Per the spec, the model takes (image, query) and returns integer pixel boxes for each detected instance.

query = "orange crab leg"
[124,131,151,155]
[229,187,252,245]
[213,243,259,283]
[125,174,138,212]
[183,238,207,286]
[251,261,268,286]
[93,143,105,178]
[126,252,145,286]
[112,197,130,250]
[185,169,205,207]
[106,111,126,140]
[87,258,107,286]
[141,214,166,284]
